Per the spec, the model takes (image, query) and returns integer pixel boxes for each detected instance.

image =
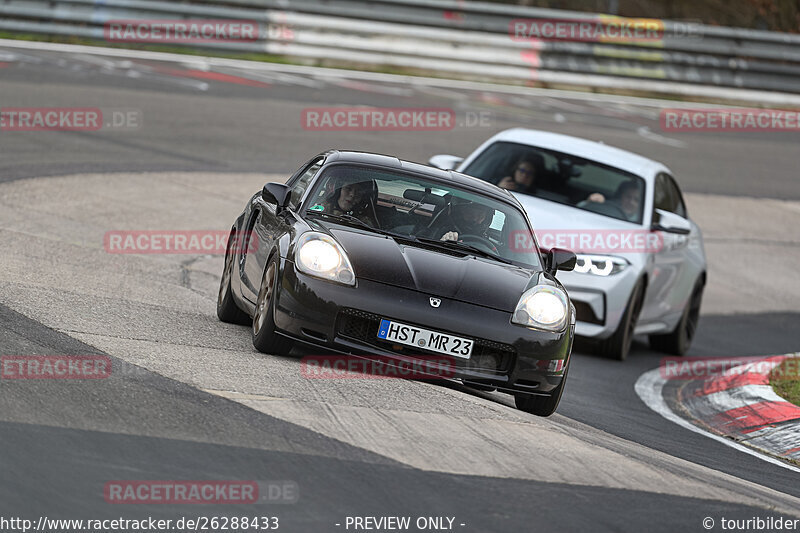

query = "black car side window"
[288,159,323,209]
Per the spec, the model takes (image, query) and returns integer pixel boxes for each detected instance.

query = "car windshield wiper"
[306,212,405,239]
[414,236,513,265]
[307,212,513,265]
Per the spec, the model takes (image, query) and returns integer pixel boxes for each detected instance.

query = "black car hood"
[326,225,536,312]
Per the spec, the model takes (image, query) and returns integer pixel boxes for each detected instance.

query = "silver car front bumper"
[556,266,642,340]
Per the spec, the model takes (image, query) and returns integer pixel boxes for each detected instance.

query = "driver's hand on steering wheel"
[441,231,459,242]
[587,192,606,203]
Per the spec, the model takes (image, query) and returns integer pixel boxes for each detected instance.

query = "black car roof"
[323,150,519,207]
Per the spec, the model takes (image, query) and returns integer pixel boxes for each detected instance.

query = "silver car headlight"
[295,232,355,286]
[512,285,569,332]
[573,254,628,276]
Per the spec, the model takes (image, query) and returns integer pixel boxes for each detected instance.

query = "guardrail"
[2,0,800,99]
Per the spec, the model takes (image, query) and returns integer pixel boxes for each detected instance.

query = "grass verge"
[770,357,800,407]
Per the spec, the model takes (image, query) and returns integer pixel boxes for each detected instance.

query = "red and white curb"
[681,355,800,460]
[635,354,800,472]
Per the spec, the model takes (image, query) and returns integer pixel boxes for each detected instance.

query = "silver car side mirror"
[652,209,691,235]
[428,154,464,170]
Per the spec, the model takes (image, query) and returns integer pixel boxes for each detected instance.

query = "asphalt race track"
[1,43,799,531]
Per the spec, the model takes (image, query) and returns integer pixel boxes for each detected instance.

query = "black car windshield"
[304,164,543,269]
[463,141,646,224]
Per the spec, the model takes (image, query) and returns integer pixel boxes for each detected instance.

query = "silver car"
[430,128,706,360]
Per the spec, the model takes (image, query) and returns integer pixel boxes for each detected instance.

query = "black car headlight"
[295,232,355,286]
[512,286,569,332]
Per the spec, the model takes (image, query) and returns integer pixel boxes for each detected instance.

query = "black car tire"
[217,229,250,325]
[649,277,704,356]
[596,278,645,361]
[514,360,570,417]
[252,254,294,356]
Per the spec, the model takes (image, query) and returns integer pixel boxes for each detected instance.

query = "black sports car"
[217,151,577,416]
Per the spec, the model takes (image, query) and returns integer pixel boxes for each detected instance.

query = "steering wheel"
[447,215,500,254]
[583,200,627,219]
[601,202,628,219]
[458,234,500,255]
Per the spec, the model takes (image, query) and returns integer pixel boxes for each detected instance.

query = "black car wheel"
[596,278,645,361]
[649,277,704,356]
[217,229,250,325]
[252,254,293,356]
[514,360,570,417]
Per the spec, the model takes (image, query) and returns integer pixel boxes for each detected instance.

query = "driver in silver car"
[580,181,641,222]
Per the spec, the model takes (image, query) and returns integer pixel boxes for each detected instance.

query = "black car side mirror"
[546,248,577,274]
[262,182,292,210]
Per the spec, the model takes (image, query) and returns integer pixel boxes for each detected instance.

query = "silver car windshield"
[463,141,646,224]
[304,164,543,269]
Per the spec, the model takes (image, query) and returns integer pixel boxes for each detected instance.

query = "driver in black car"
[429,200,494,243]
[319,175,380,227]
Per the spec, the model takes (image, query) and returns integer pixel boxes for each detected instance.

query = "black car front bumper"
[273,259,573,396]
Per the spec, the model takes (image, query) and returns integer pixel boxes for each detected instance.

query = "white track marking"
[248,70,326,89]
[637,126,687,148]
[634,368,800,472]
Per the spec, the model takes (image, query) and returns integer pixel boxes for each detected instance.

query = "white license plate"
[377,319,473,359]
